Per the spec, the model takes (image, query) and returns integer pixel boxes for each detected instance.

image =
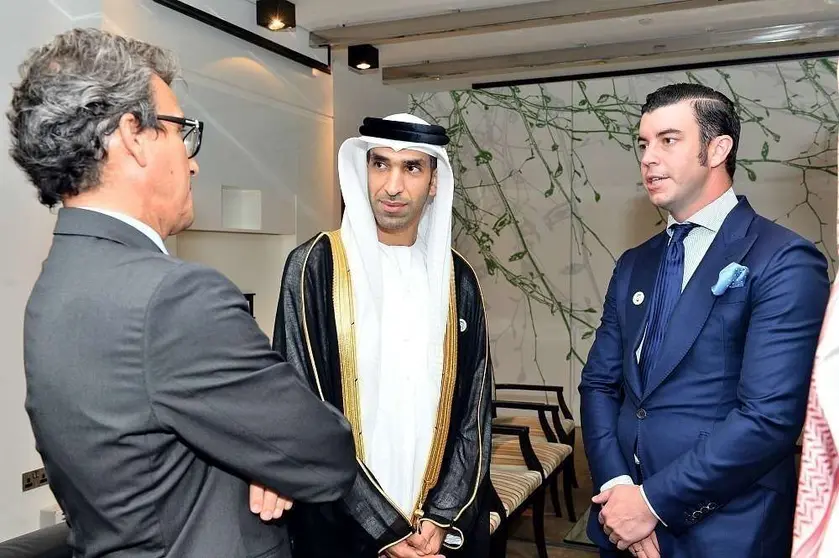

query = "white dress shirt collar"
[78,207,169,255]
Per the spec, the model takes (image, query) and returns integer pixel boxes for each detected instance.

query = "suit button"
[636,408,647,419]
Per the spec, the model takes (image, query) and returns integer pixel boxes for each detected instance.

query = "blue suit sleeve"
[579,253,633,490]
[642,238,829,532]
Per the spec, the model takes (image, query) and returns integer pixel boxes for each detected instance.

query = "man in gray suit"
[8,28,356,558]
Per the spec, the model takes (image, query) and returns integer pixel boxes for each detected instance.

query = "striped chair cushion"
[494,415,552,438]
[493,415,576,437]
[489,511,502,534]
[490,466,542,515]
[492,434,572,475]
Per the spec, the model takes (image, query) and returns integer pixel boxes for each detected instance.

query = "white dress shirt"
[600,188,739,525]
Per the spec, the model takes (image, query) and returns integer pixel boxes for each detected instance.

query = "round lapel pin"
[632,291,645,306]
[459,318,467,332]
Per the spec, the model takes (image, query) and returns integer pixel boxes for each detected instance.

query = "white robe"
[364,241,442,519]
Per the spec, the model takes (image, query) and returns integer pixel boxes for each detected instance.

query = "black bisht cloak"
[273,231,492,557]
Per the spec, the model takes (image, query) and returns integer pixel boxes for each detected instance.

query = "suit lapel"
[643,197,758,399]
[623,233,667,400]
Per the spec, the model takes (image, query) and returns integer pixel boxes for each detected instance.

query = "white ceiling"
[378,1,839,65]
[248,0,839,89]
[294,0,540,29]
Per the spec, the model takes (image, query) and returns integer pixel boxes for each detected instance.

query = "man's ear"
[428,169,438,197]
[708,135,733,169]
[115,112,149,168]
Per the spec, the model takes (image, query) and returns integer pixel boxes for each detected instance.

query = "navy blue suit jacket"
[579,197,829,557]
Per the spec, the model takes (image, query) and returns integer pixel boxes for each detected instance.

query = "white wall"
[173,232,299,337]
[332,47,411,208]
[0,0,103,542]
[102,0,339,337]
[102,3,409,334]
[0,0,409,542]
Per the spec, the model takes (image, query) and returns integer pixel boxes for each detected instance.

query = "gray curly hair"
[7,28,180,207]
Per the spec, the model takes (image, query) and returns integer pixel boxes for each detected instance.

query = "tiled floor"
[504,435,599,557]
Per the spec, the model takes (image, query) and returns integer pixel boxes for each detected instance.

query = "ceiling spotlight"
[257,0,295,31]
[348,44,379,72]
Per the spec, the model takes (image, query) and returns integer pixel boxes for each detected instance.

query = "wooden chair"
[490,424,550,558]
[495,383,578,485]
[493,389,579,520]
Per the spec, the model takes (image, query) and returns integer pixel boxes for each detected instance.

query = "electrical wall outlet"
[21,467,49,492]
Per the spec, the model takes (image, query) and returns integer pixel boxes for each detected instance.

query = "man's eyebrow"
[638,128,683,143]
[657,128,683,137]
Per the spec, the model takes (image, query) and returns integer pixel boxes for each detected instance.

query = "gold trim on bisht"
[325,230,365,460]
[325,230,458,526]
[414,264,458,517]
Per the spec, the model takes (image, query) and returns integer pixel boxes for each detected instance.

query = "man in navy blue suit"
[579,83,830,558]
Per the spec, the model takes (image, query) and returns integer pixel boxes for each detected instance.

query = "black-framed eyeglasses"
[157,115,204,159]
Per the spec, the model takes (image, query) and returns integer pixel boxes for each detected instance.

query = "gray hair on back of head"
[7,27,180,207]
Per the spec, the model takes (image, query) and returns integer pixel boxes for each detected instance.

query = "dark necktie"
[639,223,696,392]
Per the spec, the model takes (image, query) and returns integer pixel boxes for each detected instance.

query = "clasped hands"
[250,481,657,557]
[250,484,445,558]
[593,484,660,558]
[380,522,446,558]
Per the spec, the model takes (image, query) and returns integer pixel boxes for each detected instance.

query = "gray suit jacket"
[23,208,356,558]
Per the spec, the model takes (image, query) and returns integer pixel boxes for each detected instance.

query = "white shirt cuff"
[444,533,462,546]
[640,484,667,527]
[599,475,633,492]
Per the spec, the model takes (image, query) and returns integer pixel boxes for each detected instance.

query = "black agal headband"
[359,117,449,146]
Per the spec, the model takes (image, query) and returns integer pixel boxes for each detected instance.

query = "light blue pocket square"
[711,262,749,296]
